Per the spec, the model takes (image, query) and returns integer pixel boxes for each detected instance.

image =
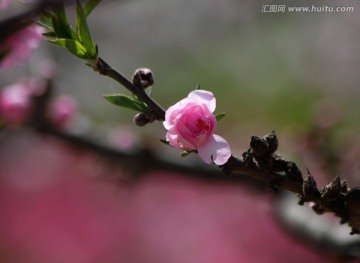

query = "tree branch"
[4,0,360,237]
[85,57,360,235]
[222,132,360,235]
[91,57,166,121]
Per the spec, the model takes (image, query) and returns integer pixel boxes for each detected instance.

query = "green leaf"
[160,139,170,145]
[42,31,57,38]
[83,0,102,17]
[51,16,77,40]
[49,39,88,59]
[103,94,151,113]
[180,150,196,158]
[36,20,53,31]
[181,150,191,158]
[35,14,54,31]
[50,4,78,40]
[195,83,201,90]
[215,113,226,122]
[52,4,67,23]
[76,0,97,59]
[37,10,54,23]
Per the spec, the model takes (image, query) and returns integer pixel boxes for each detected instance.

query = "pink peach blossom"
[0,24,44,69]
[0,82,32,126]
[0,0,11,9]
[163,90,231,165]
[49,95,77,129]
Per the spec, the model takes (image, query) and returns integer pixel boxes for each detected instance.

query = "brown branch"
[222,132,360,235]
[91,57,166,121]
[84,57,360,235]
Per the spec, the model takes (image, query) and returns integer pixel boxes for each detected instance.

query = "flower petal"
[197,134,231,165]
[166,128,196,150]
[163,98,193,130]
[187,90,216,113]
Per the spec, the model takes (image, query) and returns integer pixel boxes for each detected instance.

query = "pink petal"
[163,99,191,130]
[163,104,179,130]
[0,0,11,9]
[0,24,44,69]
[187,90,216,113]
[197,134,231,165]
[166,128,196,150]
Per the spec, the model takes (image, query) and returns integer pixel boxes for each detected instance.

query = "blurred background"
[1,0,360,262]
[3,0,360,183]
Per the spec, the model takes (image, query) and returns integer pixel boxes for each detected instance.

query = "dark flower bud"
[321,176,342,202]
[285,162,303,182]
[264,131,278,154]
[134,113,149,127]
[250,135,269,157]
[303,175,321,200]
[132,68,154,89]
[341,180,349,193]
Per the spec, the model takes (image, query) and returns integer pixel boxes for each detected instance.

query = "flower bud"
[134,113,149,127]
[264,131,278,154]
[250,135,269,157]
[132,68,154,88]
[303,175,321,201]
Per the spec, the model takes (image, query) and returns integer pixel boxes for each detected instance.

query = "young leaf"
[160,139,170,146]
[37,10,54,24]
[180,150,197,158]
[51,16,77,40]
[49,39,88,59]
[215,113,226,122]
[42,31,57,38]
[51,4,68,24]
[35,10,54,31]
[181,150,192,158]
[76,0,97,59]
[83,0,102,17]
[50,4,78,40]
[103,94,151,113]
[35,16,54,31]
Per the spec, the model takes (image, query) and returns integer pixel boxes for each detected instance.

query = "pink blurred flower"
[0,82,32,126]
[0,0,11,9]
[38,59,59,79]
[108,126,139,150]
[0,24,44,69]
[49,95,77,129]
[163,90,231,165]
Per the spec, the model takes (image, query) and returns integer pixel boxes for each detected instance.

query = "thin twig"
[93,57,166,121]
[88,57,360,235]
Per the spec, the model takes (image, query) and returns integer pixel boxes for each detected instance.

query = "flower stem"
[91,57,165,121]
